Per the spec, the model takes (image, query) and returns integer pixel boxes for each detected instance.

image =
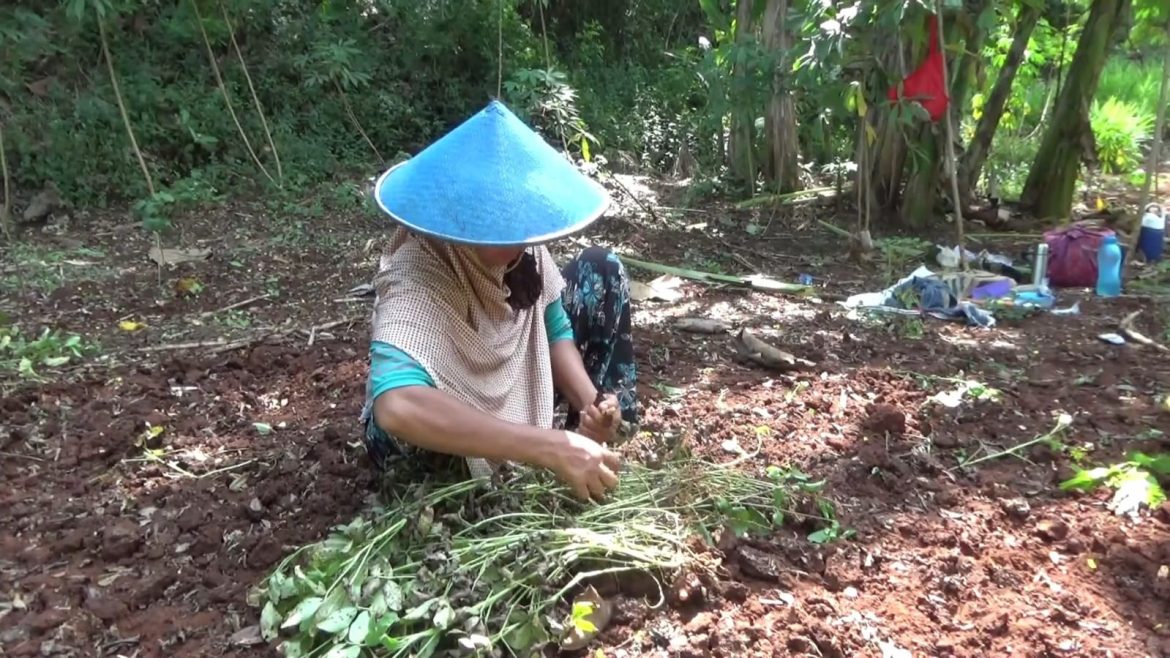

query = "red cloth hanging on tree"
[886,14,949,122]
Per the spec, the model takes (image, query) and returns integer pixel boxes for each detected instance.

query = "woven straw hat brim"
[373,100,611,247]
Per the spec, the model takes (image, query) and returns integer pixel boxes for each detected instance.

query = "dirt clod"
[101,521,143,560]
[862,403,906,435]
[1035,518,1070,542]
[24,609,68,635]
[1000,498,1031,520]
[737,545,788,582]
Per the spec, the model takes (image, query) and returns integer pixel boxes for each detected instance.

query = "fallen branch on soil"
[253,461,830,657]
[734,186,836,210]
[198,293,271,319]
[620,255,810,295]
[124,450,255,480]
[135,317,362,355]
[967,232,1043,241]
[674,318,733,334]
[0,450,43,462]
[602,171,662,224]
[734,328,815,371]
[1118,310,1169,352]
[817,219,853,239]
[950,413,1072,472]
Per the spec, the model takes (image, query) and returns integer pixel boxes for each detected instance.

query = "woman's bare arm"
[375,386,558,465]
[373,386,621,499]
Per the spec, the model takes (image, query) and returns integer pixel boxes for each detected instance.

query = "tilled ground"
[2,195,1169,658]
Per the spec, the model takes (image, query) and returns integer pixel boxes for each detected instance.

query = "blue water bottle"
[1138,203,1165,263]
[1096,234,1123,297]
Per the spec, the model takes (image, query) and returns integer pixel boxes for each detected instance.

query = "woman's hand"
[578,393,621,444]
[547,430,621,501]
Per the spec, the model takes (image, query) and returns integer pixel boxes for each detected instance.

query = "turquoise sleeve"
[368,341,436,400]
[545,299,574,344]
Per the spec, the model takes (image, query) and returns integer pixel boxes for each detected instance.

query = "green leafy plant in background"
[875,236,933,283]
[1061,452,1170,517]
[506,67,598,160]
[1090,98,1155,174]
[1097,59,1163,115]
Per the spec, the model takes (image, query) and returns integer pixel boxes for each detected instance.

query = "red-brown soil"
[2,195,1168,657]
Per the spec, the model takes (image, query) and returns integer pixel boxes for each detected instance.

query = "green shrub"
[984,134,1040,200]
[1097,59,1162,113]
[1090,97,1155,175]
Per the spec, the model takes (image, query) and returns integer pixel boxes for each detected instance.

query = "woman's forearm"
[373,386,563,468]
[549,340,598,411]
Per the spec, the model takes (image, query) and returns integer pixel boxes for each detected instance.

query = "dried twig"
[1119,310,1169,352]
[951,414,1072,472]
[220,0,283,185]
[621,255,810,294]
[335,79,385,165]
[0,123,11,241]
[730,251,758,272]
[934,1,967,272]
[137,338,234,353]
[0,451,44,462]
[101,635,140,653]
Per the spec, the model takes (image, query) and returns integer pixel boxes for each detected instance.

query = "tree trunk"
[1020,0,1132,219]
[950,1,992,116]
[899,124,942,227]
[959,3,1041,203]
[761,0,799,192]
[1139,22,1170,211]
[728,0,757,186]
[865,38,918,222]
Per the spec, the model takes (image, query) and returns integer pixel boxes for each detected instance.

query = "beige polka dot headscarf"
[371,230,566,477]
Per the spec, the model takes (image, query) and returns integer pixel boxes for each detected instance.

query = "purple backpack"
[1044,224,1115,288]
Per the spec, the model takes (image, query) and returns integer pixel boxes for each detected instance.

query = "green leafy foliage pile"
[254,460,848,658]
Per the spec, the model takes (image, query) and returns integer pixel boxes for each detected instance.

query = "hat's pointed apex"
[482,99,521,124]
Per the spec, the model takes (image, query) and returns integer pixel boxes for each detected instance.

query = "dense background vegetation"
[0,0,1168,234]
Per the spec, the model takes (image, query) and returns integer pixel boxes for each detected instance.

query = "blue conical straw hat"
[373,100,610,246]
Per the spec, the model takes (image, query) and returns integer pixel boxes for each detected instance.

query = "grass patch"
[0,243,111,295]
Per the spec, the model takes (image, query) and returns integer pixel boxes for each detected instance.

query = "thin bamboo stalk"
[0,124,11,240]
[219,0,283,185]
[193,0,275,185]
[934,3,967,272]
